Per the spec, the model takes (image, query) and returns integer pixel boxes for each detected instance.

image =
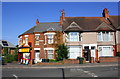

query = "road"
[2,66,119,79]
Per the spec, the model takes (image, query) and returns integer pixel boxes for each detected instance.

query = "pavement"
[1,61,119,69]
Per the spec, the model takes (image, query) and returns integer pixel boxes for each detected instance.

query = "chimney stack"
[60,9,65,26]
[36,19,39,25]
[102,8,109,19]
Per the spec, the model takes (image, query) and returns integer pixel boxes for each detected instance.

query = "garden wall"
[99,56,120,63]
[36,62,62,65]
[63,59,86,64]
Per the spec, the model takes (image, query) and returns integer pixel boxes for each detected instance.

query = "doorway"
[35,50,40,62]
[84,46,90,61]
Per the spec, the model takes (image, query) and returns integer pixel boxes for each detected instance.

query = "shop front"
[18,47,31,64]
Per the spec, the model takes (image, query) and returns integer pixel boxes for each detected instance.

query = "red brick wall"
[99,57,120,63]
[63,59,86,64]
[63,59,79,64]
[19,31,64,62]
[117,44,120,52]
[37,62,62,65]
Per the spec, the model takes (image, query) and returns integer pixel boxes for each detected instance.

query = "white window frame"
[47,34,54,44]
[47,50,54,59]
[44,33,55,44]
[97,32,113,42]
[18,36,22,46]
[25,35,28,45]
[35,34,40,45]
[68,32,79,42]
[98,46,113,59]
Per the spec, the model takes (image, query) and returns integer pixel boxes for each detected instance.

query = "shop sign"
[19,48,30,52]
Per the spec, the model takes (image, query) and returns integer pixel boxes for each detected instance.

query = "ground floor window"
[98,46,113,58]
[68,46,82,59]
[47,50,54,59]
[35,50,40,61]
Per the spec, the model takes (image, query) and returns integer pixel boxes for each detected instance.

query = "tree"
[56,44,69,60]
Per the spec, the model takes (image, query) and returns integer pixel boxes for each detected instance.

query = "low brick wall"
[99,56,120,63]
[63,59,86,64]
[37,62,62,65]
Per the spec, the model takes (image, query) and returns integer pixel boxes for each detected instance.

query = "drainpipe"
[114,31,117,56]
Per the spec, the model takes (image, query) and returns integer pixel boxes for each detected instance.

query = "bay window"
[97,31,113,42]
[48,34,54,44]
[68,32,80,42]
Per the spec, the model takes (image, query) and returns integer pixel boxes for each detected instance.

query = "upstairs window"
[48,35,54,44]
[25,35,29,45]
[68,32,80,42]
[35,34,40,45]
[97,32,113,42]
[19,37,22,46]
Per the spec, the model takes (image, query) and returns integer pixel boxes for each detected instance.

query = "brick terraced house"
[18,22,63,64]
[18,8,120,64]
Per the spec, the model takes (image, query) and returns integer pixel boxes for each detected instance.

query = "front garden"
[2,47,18,65]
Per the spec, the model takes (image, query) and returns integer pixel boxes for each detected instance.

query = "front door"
[91,46,96,61]
[84,46,90,61]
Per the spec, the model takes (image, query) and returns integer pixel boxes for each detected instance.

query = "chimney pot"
[60,9,65,26]
[36,19,39,25]
[102,8,109,19]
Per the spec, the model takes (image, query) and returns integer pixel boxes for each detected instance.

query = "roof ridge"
[38,22,60,24]
[109,15,120,17]
[65,17,103,18]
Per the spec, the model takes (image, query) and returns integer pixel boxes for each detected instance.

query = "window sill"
[97,41,113,42]
[67,41,81,42]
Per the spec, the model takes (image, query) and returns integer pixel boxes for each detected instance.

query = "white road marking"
[83,70,98,77]
[70,68,98,77]
[13,74,18,79]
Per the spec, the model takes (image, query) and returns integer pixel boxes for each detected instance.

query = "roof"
[0,40,16,48]
[109,16,120,29]
[22,22,62,35]
[62,16,119,31]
